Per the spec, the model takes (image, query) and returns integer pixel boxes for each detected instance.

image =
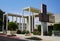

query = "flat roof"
[23,7,41,13]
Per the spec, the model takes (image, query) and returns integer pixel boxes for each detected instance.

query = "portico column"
[6,14,8,32]
[41,22,47,36]
[12,16,13,22]
[29,7,31,32]
[16,16,17,23]
[2,14,4,33]
[32,12,34,32]
[26,17,29,31]
[34,13,35,29]
[24,18,25,31]
[19,17,21,30]
[22,10,24,31]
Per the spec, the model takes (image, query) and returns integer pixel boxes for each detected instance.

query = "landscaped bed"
[26,37,42,40]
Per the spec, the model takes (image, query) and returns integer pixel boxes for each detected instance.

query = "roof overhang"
[23,7,41,13]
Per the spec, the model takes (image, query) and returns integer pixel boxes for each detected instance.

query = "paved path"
[0,36,27,41]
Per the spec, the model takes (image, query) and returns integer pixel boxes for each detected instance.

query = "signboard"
[39,13,49,22]
[42,4,47,14]
[39,4,48,22]
[49,15,55,23]
[39,4,55,23]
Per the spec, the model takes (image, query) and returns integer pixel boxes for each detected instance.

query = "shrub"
[21,30,26,34]
[33,31,41,35]
[17,30,21,34]
[8,22,18,31]
[47,31,52,36]
[26,31,29,34]
[37,25,41,32]
[33,29,41,35]
[53,23,60,30]
[26,37,42,40]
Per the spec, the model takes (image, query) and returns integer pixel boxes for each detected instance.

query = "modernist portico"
[3,6,54,35]
[3,7,41,32]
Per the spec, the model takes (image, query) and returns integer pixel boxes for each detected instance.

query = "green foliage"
[26,37,42,40]
[0,9,5,31]
[26,31,29,34]
[0,19,2,31]
[21,30,26,34]
[17,30,29,34]
[37,25,41,32]
[17,30,21,34]
[0,9,5,14]
[8,22,18,30]
[53,23,60,30]
[47,31,52,36]
[33,29,41,35]
[0,19,2,26]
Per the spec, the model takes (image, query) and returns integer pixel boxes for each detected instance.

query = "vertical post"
[32,12,34,32]
[16,16,17,23]
[26,17,29,31]
[19,17,21,30]
[6,14,8,33]
[40,4,47,36]
[41,22,47,36]
[34,13,35,29]
[2,14,4,33]
[12,16,13,22]
[22,10,24,31]
[32,13,33,32]
[29,7,31,32]
[24,18,25,30]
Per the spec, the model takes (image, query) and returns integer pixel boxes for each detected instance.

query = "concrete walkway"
[0,32,60,41]
[16,34,60,41]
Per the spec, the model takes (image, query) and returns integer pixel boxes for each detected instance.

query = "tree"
[0,9,5,31]
[8,22,18,31]
[53,23,60,30]
[0,19,2,26]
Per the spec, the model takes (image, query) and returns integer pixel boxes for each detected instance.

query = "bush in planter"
[37,25,41,32]
[26,37,42,40]
[53,23,60,30]
[21,30,26,34]
[8,22,18,35]
[26,31,29,34]
[33,29,41,35]
[17,30,22,34]
[33,31,41,35]
[47,31,52,36]
[8,22,18,30]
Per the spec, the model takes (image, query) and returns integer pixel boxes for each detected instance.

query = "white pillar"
[29,7,31,32]
[26,17,29,31]
[24,18,25,31]
[19,17,21,30]
[22,10,24,31]
[16,16,17,23]
[32,13,34,32]
[2,14,4,33]
[34,13,35,29]
[12,16,13,22]
[6,14,8,32]
[41,22,47,36]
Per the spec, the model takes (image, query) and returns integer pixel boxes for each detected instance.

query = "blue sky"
[0,0,60,14]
